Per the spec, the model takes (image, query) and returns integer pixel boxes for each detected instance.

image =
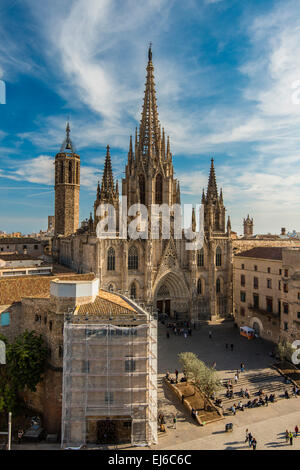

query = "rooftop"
[0,272,95,305]
[75,290,138,316]
[235,247,283,261]
[0,237,41,244]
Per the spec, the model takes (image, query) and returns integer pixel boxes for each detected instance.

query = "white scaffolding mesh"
[61,320,157,447]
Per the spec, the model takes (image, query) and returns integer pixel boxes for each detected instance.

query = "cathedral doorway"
[153,272,189,319]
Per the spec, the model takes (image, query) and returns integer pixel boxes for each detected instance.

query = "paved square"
[155,321,300,450]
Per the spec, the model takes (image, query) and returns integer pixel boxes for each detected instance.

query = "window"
[278,300,281,315]
[267,298,273,313]
[0,312,10,326]
[34,245,38,250]
[283,303,289,314]
[283,283,288,293]
[128,246,138,270]
[107,247,115,271]
[125,358,136,372]
[278,281,281,290]
[284,322,288,331]
[298,293,300,300]
[68,160,73,183]
[49,320,53,331]
[241,274,245,287]
[139,174,146,205]
[60,162,64,183]
[197,249,204,267]
[155,173,163,204]
[267,267,271,273]
[297,312,300,320]
[267,279,272,289]
[279,269,282,275]
[241,264,244,270]
[82,360,90,373]
[130,283,136,299]
[240,307,245,317]
[240,291,246,302]
[105,391,114,404]
[216,278,221,294]
[216,247,222,267]
[197,278,202,294]
[253,294,259,309]
[23,245,27,250]
[253,277,259,289]
[284,269,289,278]
[254,265,257,271]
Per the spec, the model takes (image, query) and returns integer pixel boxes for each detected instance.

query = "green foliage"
[276,341,296,363]
[6,331,48,392]
[178,352,222,410]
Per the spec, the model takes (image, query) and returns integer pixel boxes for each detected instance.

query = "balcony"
[248,304,279,318]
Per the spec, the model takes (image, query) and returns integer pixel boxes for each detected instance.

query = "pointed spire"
[128,135,133,164]
[138,45,161,163]
[206,158,218,201]
[60,120,74,152]
[219,188,223,204]
[96,180,100,200]
[191,207,196,233]
[116,180,119,196]
[100,145,115,200]
[227,215,231,233]
[202,188,206,204]
[176,181,181,204]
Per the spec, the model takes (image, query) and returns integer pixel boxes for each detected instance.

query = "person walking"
[295,425,299,437]
[289,431,293,446]
[209,331,212,339]
[248,432,253,447]
[175,369,179,382]
[240,363,245,372]
[17,428,24,445]
[252,438,257,450]
[234,374,238,384]
[245,429,249,443]
[173,415,177,429]
[285,430,289,443]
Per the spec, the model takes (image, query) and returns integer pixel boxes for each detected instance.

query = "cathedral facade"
[53,47,233,321]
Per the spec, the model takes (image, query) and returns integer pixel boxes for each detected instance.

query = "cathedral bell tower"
[54,122,80,236]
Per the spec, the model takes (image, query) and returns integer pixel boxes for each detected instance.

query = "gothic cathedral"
[53,47,233,321]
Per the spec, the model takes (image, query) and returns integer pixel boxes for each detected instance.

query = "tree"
[276,341,296,363]
[178,352,222,410]
[6,330,48,392]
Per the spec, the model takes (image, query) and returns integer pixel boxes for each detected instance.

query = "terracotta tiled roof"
[76,290,137,316]
[0,273,95,305]
[235,247,283,260]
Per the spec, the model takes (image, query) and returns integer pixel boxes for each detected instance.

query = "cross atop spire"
[206,158,218,201]
[60,120,75,152]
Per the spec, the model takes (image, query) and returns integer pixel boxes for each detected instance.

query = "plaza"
[154,320,300,450]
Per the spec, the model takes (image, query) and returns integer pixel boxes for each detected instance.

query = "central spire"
[100,145,115,201]
[138,44,161,161]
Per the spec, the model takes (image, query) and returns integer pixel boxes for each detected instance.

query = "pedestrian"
[240,363,245,372]
[173,416,177,429]
[231,343,234,351]
[209,331,212,339]
[17,428,24,445]
[248,432,253,447]
[252,438,257,450]
[231,404,236,415]
[166,331,170,339]
[295,425,299,437]
[175,369,179,381]
[234,374,238,384]
[245,428,249,443]
[285,430,289,443]
[289,431,293,445]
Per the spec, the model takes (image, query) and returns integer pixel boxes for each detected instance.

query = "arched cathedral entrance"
[153,271,190,319]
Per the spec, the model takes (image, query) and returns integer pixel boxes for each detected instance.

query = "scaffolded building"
[61,311,157,447]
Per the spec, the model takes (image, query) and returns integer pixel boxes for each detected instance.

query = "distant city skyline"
[0,0,300,234]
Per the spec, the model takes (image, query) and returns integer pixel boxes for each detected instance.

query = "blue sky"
[0,0,300,235]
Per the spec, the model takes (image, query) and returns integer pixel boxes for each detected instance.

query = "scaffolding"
[61,319,157,447]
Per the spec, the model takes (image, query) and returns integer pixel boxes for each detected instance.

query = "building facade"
[53,47,233,322]
[233,246,300,344]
